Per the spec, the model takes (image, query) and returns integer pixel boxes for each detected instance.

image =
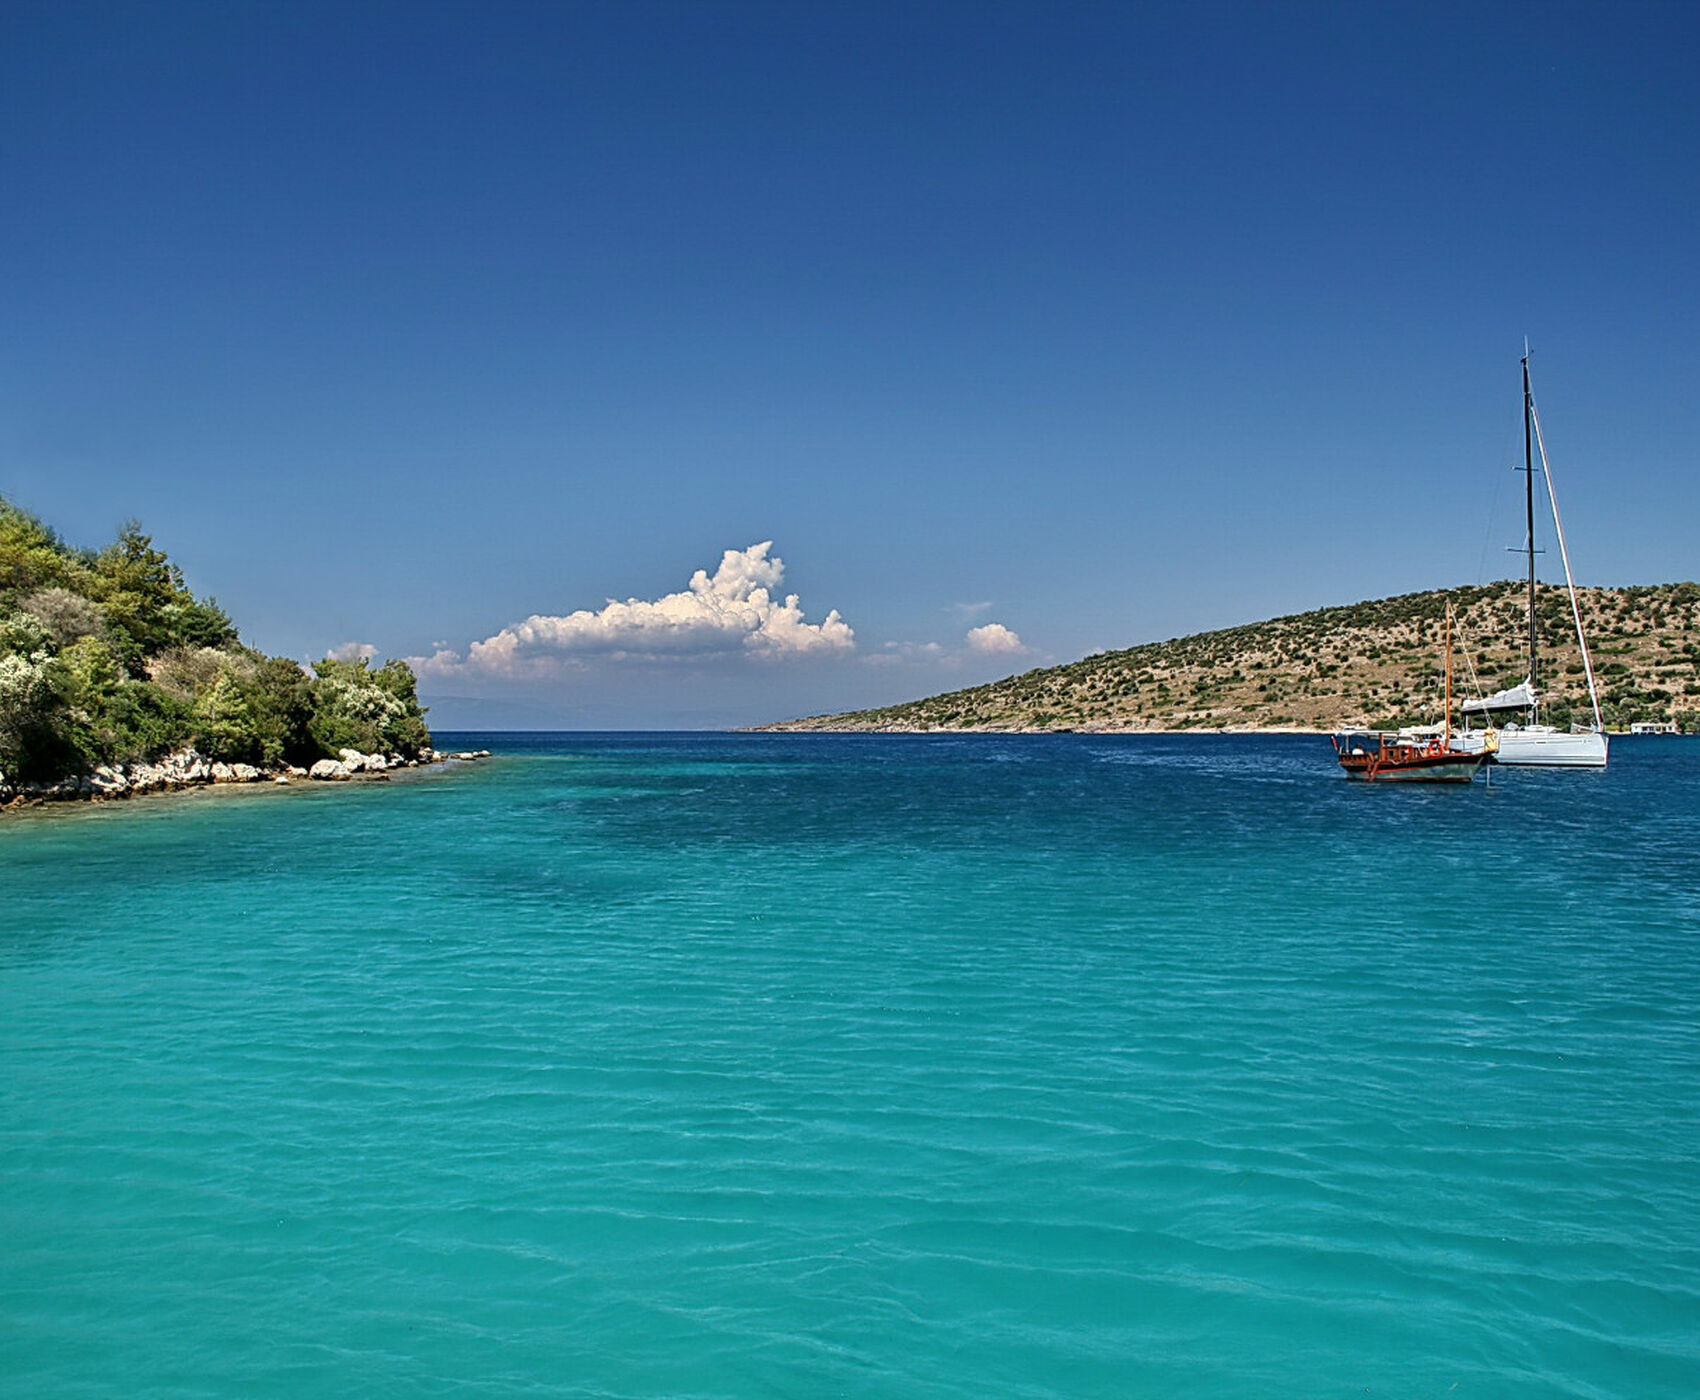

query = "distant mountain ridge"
[760,581,1700,734]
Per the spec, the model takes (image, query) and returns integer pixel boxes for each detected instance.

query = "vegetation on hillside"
[764,581,1700,734]
[0,494,429,782]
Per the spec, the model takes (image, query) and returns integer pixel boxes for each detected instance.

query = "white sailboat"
[1454,352,1608,767]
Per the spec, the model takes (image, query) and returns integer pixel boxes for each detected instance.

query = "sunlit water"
[3,733,1697,1399]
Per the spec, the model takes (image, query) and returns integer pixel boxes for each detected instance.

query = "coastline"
[745,583,1700,738]
[747,723,1334,736]
[0,745,492,816]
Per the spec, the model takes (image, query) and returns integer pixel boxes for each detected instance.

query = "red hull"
[1333,736,1488,783]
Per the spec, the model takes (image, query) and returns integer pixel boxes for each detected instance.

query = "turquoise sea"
[3,733,1698,1399]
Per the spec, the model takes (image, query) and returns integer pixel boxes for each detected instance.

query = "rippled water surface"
[4,733,1698,1398]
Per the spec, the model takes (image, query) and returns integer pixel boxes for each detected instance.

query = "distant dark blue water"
[3,733,1698,1399]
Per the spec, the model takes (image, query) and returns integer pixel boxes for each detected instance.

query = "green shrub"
[0,501,94,606]
[21,587,107,647]
[307,657,429,758]
[0,647,73,780]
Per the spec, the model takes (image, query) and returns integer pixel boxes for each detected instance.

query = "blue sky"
[4,1,1696,728]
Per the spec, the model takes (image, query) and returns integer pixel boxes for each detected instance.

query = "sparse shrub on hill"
[766,580,1700,734]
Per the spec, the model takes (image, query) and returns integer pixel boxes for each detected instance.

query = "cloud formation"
[966,622,1025,655]
[867,640,946,667]
[864,623,1029,670]
[326,641,378,661]
[417,542,853,678]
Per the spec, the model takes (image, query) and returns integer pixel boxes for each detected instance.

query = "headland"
[757,581,1700,735]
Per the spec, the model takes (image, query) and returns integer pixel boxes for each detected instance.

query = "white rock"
[310,759,350,781]
[89,766,130,796]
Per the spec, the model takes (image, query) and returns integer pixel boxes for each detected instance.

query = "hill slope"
[761,582,1700,733]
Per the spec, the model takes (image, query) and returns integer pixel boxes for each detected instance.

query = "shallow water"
[3,733,1698,1398]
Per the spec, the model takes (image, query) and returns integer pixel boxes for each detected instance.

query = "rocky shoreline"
[0,745,493,811]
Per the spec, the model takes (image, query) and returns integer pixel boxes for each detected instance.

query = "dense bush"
[0,494,429,781]
[0,647,68,780]
[305,657,431,759]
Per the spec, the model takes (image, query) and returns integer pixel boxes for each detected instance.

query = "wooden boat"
[1333,604,1493,782]
[1332,728,1493,782]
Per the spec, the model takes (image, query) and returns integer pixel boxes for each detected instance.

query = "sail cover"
[1463,680,1537,714]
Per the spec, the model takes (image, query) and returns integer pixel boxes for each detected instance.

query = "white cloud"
[966,622,1025,655]
[863,625,1033,671]
[326,641,378,661]
[867,640,946,667]
[415,542,853,679]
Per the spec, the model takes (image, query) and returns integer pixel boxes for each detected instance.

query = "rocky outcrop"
[2,749,223,804]
[1,745,485,809]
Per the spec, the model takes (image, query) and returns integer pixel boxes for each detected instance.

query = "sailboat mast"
[1523,352,1538,695]
[1444,603,1453,746]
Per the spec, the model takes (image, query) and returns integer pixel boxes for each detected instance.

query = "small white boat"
[1453,351,1609,768]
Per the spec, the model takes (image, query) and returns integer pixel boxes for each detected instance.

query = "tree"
[0,498,92,606]
[216,654,316,766]
[307,657,430,758]
[191,668,256,763]
[0,648,68,781]
[88,522,236,663]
